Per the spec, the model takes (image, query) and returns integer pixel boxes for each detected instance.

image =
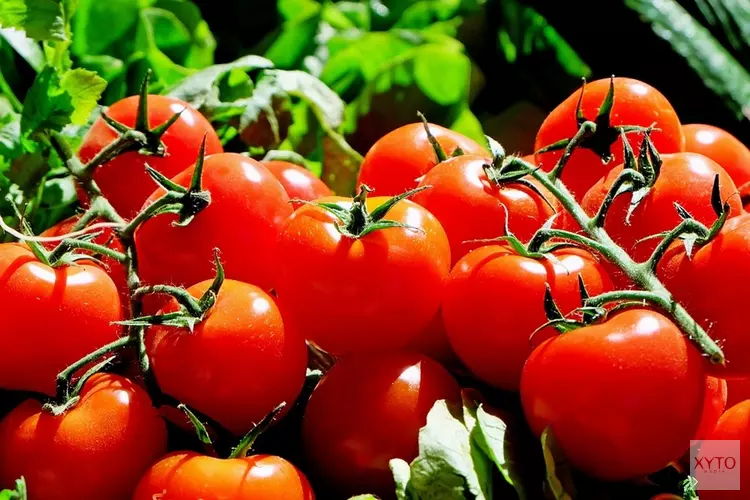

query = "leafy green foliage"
[0,0,66,41]
[0,476,26,500]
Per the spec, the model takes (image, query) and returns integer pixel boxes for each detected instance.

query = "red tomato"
[405,311,459,368]
[356,122,488,196]
[79,95,223,219]
[147,279,307,435]
[521,309,705,480]
[0,244,122,395]
[262,160,332,208]
[133,452,314,500]
[695,376,728,441]
[276,196,450,355]
[727,378,750,408]
[659,214,750,378]
[574,152,742,262]
[0,374,166,500]
[136,153,293,301]
[699,401,750,500]
[443,244,613,391]
[412,155,559,264]
[535,78,684,199]
[303,351,460,499]
[683,124,750,188]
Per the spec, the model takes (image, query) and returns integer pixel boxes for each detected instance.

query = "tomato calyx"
[417,111,451,162]
[0,476,27,500]
[301,184,429,238]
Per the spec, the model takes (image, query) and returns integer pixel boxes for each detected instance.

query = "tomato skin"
[135,153,293,300]
[727,378,750,408]
[0,244,122,395]
[302,351,460,499]
[147,279,307,435]
[699,401,750,500]
[412,155,559,265]
[405,311,459,368]
[133,452,314,500]
[683,124,750,188]
[535,78,684,199]
[356,123,488,196]
[262,161,332,208]
[443,244,613,391]
[695,376,728,441]
[0,374,166,500]
[521,309,705,480]
[276,197,450,355]
[659,214,750,378]
[574,152,742,262]
[79,95,223,219]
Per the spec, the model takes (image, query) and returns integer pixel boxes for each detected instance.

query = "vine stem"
[515,157,725,364]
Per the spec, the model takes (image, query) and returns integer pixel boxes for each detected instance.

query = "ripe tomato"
[262,161,332,208]
[405,311,458,368]
[535,78,684,199]
[0,243,122,395]
[302,351,460,499]
[695,376,728,441]
[136,153,293,300]
[133,452,314,500]
[727,378,750,408]
[699,401,750,500]
[79,95,223,219]
[521,309,705,480]
[659,214,750,378]
[443,244,612,391]
[147,279,307,435]
[0,374,166,500]
[683,124,750,188]
[412,155,559,264]
[275,195,450,355]
[574,152,742,262]
[356,122,488,196]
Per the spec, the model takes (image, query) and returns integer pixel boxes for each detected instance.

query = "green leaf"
[475,405,526,499]
[141,7,191,50]
[541,428,575,500]
[0,476,27,500]
[0,105,22,159]
[0,28,44,70]
[59,67,106,124]
[0,0,66,41]
[272,69,345,130]
[71,0,140,56]
[390,458,416,500]
[21,66,73,135]
[450,107,484,145]
[264,3,321,69]
[625,0,750,119]
[413,44,469,106]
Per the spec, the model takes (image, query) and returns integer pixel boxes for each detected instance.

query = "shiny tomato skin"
[262,160,332,208]
[699,401,750,500]
[694,376,728,441]
[683,123,750,188]
[79,95,223,219]
[574,152,742,262]
[0,244,122,395]
[135,153,293,299]
[303,351,460,499]
[727,378,750,408]
[521,309,705,480]
[405,311,459,368]
[443,244,613,391]
[356,122,488,196]
[659,214,750,378]
[412,155,559,265]
[276,197,450,355]
[133,451,314,500]
[147,279,307,435]
[0,374,166,500]
[535,78,684,199]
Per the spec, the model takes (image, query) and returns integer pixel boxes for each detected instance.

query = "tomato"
[405,311,458,368]
[412,155,559,264]
[443,244,612,391]
[147,279,307,435]
[136,153,293,301]
[302,351,460,499]
[356,122,488,196]
[695,376,728,441]
[133,452,314,500]
[699,401,750,500]
[659,214,750,378]
[79,95,223,219]
[275,195,450,355]
[0,374,166,500]
[727,378,750,408]
[683,124,750,188]
[0,244,122,395]
[573,152,742,262]
[262,160,332,208]
[521,309,705,480]
[535,78,684,199]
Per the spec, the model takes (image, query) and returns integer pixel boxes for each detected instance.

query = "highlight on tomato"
[683,123,750,189]
[262,160,332,208]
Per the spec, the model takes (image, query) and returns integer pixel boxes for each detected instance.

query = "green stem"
[548,120,596,181]
[229,403,286,458]
[132,285,203,316]
[585,290,669,309]
[646,219,709,273]
[48,239,128,264]
[526,228,611,257]
[0,69,22,113]
[120,193,182,240]
[81,130,148,177]
[591,170,647,228]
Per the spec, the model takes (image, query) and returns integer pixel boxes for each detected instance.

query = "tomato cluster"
[2,76,750,500]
